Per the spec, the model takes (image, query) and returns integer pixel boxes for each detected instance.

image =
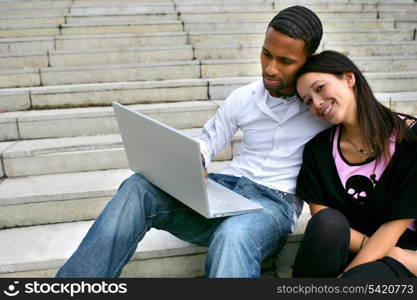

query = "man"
[56,6,329,278]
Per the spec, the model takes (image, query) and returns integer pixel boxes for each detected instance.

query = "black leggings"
[292,208,416,278]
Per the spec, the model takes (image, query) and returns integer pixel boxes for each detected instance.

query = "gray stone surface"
[0,88,30,111]
[0,141,16,177]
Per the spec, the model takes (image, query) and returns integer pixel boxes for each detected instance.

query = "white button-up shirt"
[198,79,330,194]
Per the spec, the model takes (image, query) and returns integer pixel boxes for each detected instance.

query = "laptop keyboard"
[207,192,228,210]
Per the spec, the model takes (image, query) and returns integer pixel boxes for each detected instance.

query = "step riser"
[49,48,193,67]
[18,108,218,140]
[0,23,183,38]
[368,77,417,93]
[0,17,407,31]
[0,27,60,39]
[3,33,413,55]
[0,17,65,27]
[67,14,178,24]
[0,197,108,229]
[2,141,235,178]
[207,78,417,100]
[0,55,49,70]
[0,91,30,111]
[5,44,417,70]
[31,84,208,109]
[0,8,69,17]
[0,83,209,111]
[3,58,417,88]
[0,64,201,88]
[61,23,183,36]
[201,59,417,78]
[0,39,55,54]
[179,11,379,22]
[184,21,396,32]
[323,44,417,57]
[0,252,207,278]
[1,48,194,70]
[0,163,229,228]
[0,1,71,8]
[42,64,200,86]
[0,34,188,54]
[397,21,417,30]
[390,102,417,115]
[70,5,175,15]
[190,31,415,46]
[55,34,188,51]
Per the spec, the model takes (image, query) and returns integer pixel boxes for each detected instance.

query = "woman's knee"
[304,208,349,242]
[308,208,348,230]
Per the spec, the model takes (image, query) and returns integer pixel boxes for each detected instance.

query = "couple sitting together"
[56,6,417,278]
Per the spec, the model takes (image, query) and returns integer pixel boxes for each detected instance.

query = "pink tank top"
[333,125,416,231]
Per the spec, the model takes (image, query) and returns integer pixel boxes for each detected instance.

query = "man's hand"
[201,154,208,183]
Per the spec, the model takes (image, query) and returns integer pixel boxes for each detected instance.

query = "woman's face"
[296,72,357,125]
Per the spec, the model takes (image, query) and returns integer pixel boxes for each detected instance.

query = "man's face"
[260,27,309,97]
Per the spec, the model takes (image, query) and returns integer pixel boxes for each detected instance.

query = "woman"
[292,50,417,278]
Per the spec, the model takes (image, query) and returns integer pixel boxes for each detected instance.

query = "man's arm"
[198,92,240,169]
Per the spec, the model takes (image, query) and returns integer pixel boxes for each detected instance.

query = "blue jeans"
[56,173,297,278]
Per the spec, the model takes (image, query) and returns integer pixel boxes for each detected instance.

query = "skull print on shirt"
[345,175,375,205]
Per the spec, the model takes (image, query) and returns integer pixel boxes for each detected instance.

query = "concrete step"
[199,56,417,78]
[177,2,362,11]
[323,41,417,56]
[3,26,414,55]
[0,204,307,278]
[0,88,414,145]
[0,60,202,88]
[69,3,176,15]
[0,15,66,27]
[189,29,417,46]
[1,127,241,177]
[193,41,417,60]
[4,39,417,70]
[0,45,194,70]
[183,19,397,32]
[66,12,178,24]
[0,21,183,38]
[0,161,229,228]
[379,10,417,20]
[0,100,221,141]
[397,20,417,30]
[0,12,179,28]
[0,78,209,112]
[0,32,188,54]
[2,54,417,88]
[0,221,208,277]
[1,70,416,113]
[0,6,70,18]
[0,0,71,8]
[178,10,380,22]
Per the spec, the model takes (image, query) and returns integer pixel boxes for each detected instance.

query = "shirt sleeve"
[383,133,417,223]
[197,90,240,168]
[296,141,328,206]
[384,151,417,222]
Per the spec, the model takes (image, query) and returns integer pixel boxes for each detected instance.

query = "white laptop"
[113,102,263,218]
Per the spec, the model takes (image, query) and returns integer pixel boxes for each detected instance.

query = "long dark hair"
[296,50,416,159]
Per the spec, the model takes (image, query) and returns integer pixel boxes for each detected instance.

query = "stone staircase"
[0,0,416,278]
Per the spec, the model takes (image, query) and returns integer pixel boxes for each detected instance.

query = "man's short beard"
[263,77,287,96]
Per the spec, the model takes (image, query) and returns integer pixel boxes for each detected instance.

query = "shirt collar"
[256,81,303,124]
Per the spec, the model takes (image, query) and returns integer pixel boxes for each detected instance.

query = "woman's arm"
[309,203,329,216]
[343,218,414,273]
